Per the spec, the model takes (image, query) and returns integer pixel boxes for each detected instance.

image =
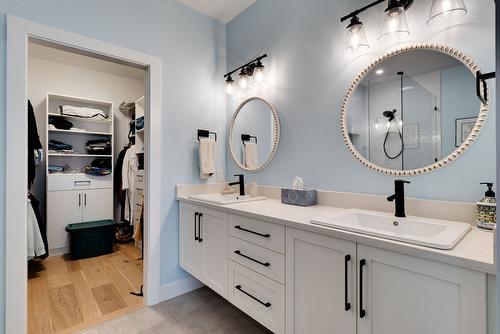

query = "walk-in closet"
[27,39,148,334]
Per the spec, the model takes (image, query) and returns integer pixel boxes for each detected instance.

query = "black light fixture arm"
[224,54,268,78]
[340,0,414,23]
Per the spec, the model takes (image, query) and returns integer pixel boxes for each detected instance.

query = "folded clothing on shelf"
[48,165,64,174]
[119,102,135,116]
[86,139,111,155]
[136,116,144,131]
[49,139,73,151]
[59,105,108,119]
[49,117,73,130]
[84,166,111,176]
[91,157,112,169]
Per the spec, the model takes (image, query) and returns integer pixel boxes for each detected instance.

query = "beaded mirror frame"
[228,97,281,172]
[340,44,490,176]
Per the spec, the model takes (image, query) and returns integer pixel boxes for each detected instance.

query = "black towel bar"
[197,129,217,142]
[476,71,495,104]
[241,134,257,145]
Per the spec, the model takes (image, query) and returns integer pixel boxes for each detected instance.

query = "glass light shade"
[225,81,235,95]
[239,74,249,89]
[378,6,410,41]
[427,0,467,25]
[254,67,265,82]
[345,22,370,53]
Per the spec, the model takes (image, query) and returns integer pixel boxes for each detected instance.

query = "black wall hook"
[476,71,495,104]
[197,129,217,142]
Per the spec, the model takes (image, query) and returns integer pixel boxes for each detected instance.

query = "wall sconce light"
[345,16,370,53]
[378,0,411,41]
[340,0,467,52]
[427,0,467,25]
[224,54,268,96]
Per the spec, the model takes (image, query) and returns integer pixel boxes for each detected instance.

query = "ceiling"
[176,0,256,23]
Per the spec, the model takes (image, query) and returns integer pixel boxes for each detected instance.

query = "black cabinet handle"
[78,194,81,207]
[234,250,270,267]
[360,259,366,318]
[235,285,271,307]
[84,193,87,206]
[234,225,270,238]
[198,213,203,243]
[345,254,351,311]
[194,212,199,241]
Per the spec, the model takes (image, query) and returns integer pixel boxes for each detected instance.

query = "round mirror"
[228,97,280,171]
[341,44,490,176]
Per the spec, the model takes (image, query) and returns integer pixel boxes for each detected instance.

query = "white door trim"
[6,15,162,334]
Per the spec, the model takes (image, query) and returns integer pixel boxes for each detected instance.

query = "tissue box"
[281,188,317,207]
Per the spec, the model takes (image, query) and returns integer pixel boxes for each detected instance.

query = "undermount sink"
[189,193,266,205]
[310,209,471,250]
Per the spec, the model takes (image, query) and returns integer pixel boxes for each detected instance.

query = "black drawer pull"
[198,213,203,243]
[235,285,271,307]
[360,259,366,319]
[194,212,199,241]
[345,254,351,311]
[234,250,270,267]
[234,225,270,238]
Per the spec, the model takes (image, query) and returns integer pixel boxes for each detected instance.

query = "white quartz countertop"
[178,196,496,275]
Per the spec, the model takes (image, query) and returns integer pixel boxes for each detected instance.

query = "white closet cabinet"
[357,244,487,334]
[47,190,83,250]
[286,228,357,334]
[81,188,113,222]
[179,202,228,298]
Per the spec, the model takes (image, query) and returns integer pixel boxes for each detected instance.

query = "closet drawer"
[48,173,112,191]
[229,236,284,284]
[228,260,285,334]
[229,214,285,254]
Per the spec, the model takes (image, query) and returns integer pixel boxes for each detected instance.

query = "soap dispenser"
[477,182,496,230]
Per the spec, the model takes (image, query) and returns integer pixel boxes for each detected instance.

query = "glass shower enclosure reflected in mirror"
[347,49,480,171]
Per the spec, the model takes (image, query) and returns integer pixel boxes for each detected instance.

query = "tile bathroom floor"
[77,287,273,334]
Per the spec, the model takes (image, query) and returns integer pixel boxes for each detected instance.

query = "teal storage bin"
[65,220,114,260]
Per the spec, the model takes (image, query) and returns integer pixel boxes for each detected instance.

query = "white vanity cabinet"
[179,202,228,298]
[286,228,357,334]
[357,244,487,334]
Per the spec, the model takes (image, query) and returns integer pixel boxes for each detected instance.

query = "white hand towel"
[244,142,259,169]
[199,138,216,179]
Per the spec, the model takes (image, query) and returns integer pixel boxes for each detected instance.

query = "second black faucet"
[387,180,410,218]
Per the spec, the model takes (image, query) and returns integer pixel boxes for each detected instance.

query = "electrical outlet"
[216,169,225,182]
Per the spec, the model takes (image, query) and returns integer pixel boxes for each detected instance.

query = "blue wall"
[0,1,226,331]
[226,0,496,203]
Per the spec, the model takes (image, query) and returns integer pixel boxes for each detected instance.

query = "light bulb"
[239,68,248,89]
[379,5,410,41]
[225,75,235,96]
[386,121,391,129]
[345,16,369,53]
[375,120,379,130]
[427,0,467,25]
[254,60,265,82]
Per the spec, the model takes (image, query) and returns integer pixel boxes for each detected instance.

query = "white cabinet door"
[286,227,357,334]
[82,188,113,222]
[179,203,201,277]
[47,190,83,251]
[357,244,487,334]
[199,208,228,298]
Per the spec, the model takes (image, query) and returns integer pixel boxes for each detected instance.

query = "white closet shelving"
[45,93,114,254]
[135,96,145,154]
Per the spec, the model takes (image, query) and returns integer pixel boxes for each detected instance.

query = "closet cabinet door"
[82,188,113,222]
[357,244,487,334]
[286,228,357,334]
[179,203,201,277]
[47,190,83,251]
[199,208,228,298]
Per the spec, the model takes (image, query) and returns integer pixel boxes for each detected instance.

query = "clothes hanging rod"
[224,54,268,78]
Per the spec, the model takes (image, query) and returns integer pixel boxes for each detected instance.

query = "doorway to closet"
[5,16,161,333]
[26,39,149,333]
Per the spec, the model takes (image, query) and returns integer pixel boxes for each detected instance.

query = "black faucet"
[387,180,410,218]
[229,174,245,196]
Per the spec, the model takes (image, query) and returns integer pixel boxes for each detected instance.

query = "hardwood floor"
[28,244,144,334]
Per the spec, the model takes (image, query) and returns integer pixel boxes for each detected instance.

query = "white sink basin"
[189,193,266,205]
[310,209,471,250]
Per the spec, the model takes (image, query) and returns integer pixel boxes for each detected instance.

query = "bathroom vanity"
[178,187,496,334]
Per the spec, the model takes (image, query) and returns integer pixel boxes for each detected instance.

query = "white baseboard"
[158,275,205,302]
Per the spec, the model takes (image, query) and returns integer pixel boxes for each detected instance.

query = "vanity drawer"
[229,214,285,254]
[229,236,285,284]
[47,173,112,191]
[228,260,285,334]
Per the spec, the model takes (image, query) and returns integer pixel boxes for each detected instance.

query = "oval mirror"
[341,44,490,176]
[228,97,280,171]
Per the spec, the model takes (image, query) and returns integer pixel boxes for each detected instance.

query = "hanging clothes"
[27,198,46,260]
[28,193,48,258]
[122,145,138,222]
[115,146,130,223]
[28,100,42,189]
